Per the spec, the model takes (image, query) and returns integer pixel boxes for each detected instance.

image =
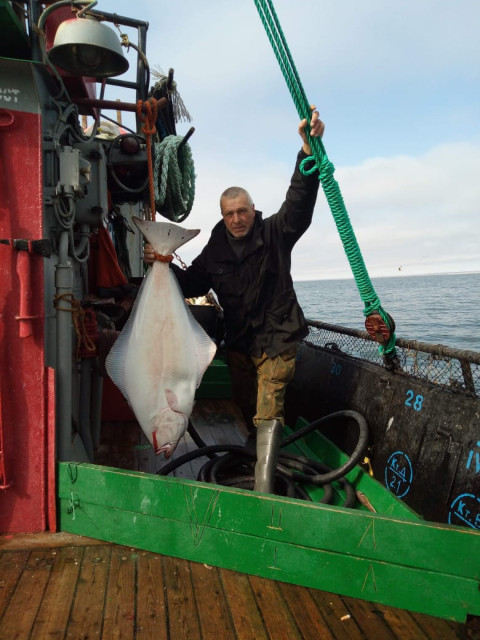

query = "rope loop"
[299,155,319,176]
[153,252,173,263]
[53,293,97,359]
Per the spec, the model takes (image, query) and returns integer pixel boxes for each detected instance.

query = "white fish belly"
[106,264,216,454]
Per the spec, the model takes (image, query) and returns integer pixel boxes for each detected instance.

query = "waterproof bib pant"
[226,346,297,493]
[226,346,297,428]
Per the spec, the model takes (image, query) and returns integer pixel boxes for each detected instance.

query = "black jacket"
[173,150,320,357]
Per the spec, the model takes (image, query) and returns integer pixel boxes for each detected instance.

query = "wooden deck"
[0,533,471,640]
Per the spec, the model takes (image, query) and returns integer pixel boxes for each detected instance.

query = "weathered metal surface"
[286,338,480,527]
[0,60,50,533]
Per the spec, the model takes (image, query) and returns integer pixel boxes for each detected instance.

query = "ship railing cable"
[253,0,397,362]
[305,320,480,397]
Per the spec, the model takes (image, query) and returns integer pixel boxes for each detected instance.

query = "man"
[144,108,324,493]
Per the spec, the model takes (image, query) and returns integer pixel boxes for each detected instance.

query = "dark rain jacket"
[172,150,320,358]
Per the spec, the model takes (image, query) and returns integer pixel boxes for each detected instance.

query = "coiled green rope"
[253,0,396,358]
[153,135,196,223]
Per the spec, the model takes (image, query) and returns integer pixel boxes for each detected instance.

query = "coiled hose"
[157,410,369,508]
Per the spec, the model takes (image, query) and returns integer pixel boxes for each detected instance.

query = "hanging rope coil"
[153,135,195,223]
[53,293,97,359]
[254,0,396,359]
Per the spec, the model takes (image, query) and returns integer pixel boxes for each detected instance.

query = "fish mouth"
[154,442,174,458]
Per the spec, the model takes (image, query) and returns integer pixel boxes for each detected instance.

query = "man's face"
[220,195,255,238]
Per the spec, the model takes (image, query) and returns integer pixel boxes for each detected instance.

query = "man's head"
[220,187,255,238]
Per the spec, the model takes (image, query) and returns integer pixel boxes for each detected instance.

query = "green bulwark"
[57,425,480,622]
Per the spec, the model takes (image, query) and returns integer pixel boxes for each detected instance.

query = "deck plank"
[66,545,110,638]
[102,546,137,640]
[136,552,168,640]
[0,549,54,640]
[163,555,201,640]
[190,562,236,639]
[30,546,82,639]
[249,574,303,640]
[341,597,399,639]
[381,606,431,639]
[410,612,468,640]
[0,550,28,619]
[220,568,269,640]
[277,581,336,639]
[308,591,367,640]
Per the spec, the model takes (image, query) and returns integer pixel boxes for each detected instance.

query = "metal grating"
[305,320,480,398]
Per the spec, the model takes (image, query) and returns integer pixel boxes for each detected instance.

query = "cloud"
[172,140,480,280]
[292,142,480,279]
[95,0,480,280]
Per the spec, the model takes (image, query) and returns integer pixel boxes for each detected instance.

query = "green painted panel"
[286,420,421,521]
[196,358,231,398]
[58,463,480,583]
[57,494,480,622]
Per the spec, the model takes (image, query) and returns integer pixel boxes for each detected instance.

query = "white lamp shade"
[49,18,129,78]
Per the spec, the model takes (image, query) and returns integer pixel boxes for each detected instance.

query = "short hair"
[220,186,253,209]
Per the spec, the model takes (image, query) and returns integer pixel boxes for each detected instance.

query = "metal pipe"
[73,96,167,114]
[306,319,480,365]
[55,231,73,460]
[90,360,104,451]
[79,359,94,459]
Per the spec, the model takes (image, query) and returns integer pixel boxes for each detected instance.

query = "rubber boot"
[254,419,282,494]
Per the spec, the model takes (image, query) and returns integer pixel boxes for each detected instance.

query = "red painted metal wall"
[0,105,52,533]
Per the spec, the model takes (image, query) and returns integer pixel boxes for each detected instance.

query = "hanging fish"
[106,217,217,457]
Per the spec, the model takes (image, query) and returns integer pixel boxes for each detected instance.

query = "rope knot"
[137,97,158,136]
[153,252,173,263]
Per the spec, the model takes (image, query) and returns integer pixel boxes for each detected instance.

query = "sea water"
[294,272,480,353]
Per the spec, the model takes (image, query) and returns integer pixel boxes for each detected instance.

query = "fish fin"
[132,217,199,255]
[104,275,149,400]
[105,329,131,400]
[165,388,178,410]
[185,307,217,388]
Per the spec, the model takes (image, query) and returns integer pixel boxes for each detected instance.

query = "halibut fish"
[105,217,217,457]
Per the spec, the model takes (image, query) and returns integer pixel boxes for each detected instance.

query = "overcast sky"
[94,0,479,280]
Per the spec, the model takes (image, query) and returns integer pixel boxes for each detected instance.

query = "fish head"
[150,405,188,458]
[132,217,200,255]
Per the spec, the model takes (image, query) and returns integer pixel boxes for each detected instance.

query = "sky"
[91,0,479,280]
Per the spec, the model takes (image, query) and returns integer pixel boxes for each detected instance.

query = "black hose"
[157,444,247,476]
[281,410,369,483]
[187,420,213,453]
[156,410,369,509]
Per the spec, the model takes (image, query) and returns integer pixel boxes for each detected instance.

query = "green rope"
[253,0,396,357]
[153,135,196,223]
